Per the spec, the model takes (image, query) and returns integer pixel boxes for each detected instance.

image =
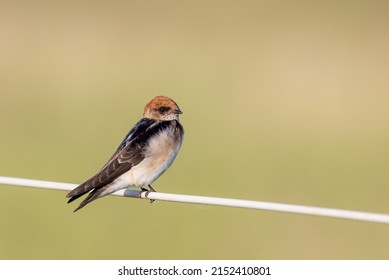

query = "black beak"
[175,109,183,114]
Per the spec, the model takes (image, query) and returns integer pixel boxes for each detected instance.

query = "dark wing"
[66,118,157,202]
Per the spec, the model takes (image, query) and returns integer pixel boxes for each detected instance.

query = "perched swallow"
[66,96,184,212]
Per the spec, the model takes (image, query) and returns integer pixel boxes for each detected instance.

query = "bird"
[66,96,184,212]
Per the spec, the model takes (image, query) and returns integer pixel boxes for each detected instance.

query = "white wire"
[1,175,389,224]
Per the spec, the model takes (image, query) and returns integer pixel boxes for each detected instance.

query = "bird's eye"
[158,107,169,113]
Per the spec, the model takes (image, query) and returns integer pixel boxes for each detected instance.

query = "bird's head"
[144,96,182,121]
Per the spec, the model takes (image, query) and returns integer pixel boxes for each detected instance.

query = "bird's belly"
[122,128,182,188]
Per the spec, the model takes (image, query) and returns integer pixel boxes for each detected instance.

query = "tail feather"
[66,180,97,209]
[71,186,109,212]
[67,192,86,204]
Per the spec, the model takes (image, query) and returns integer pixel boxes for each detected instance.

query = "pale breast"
[122,123,183,188]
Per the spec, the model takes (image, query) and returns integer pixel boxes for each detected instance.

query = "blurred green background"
[1,0,389,259]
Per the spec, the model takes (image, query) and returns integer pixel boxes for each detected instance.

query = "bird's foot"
[140,185,156,203]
